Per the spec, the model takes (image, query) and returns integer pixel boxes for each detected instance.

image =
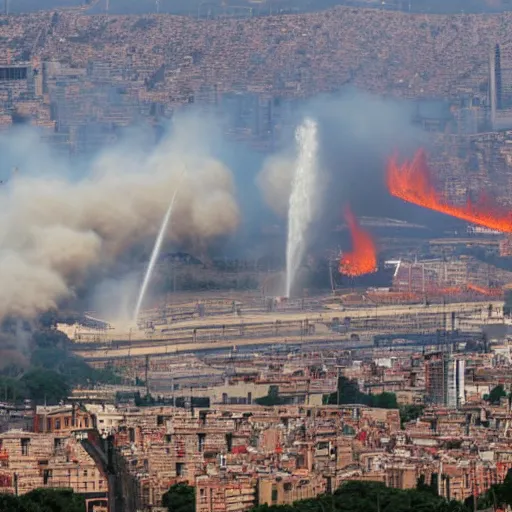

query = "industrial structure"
[489,43,512,130]
[392,257,509,296]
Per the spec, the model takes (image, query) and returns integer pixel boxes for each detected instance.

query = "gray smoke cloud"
[0,114,240,321]
[257,90,425,225]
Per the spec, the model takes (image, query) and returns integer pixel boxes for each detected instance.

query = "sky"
[5,0,512,15]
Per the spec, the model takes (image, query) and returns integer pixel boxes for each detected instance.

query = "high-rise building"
[425,352,465,408]
[489,44,512,129]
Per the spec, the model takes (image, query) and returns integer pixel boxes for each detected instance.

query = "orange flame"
[467,283,501,296]
[340,207,378,277]
[387,149,512,233]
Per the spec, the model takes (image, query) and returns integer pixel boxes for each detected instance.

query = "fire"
[387,149,512,233]
[467,283,501,296]
[340,207,378,277]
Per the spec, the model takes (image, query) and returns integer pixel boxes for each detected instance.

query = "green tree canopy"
[162,483,195,512]
[256,386,288,406]
[31,348,120,388]
[20,369,70,404]
[250,480,468,512]
[488,384,507,405]
[0,489,85,512]
[400,405,424,427]
[324,376,398,409]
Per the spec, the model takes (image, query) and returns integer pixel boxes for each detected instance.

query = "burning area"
[339,207,378,277]
[387,149,512,233]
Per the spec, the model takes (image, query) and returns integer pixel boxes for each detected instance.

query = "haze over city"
[3,1,512,512]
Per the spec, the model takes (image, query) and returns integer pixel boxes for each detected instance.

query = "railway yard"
[65,292,503,361]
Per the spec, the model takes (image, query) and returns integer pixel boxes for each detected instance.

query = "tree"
[20,489,85,512]
[20,369,70,404]
[416,475,437,496]
[249,480,469,512]
[256,386,288,406]
[369,392,398,409]
[324,376,398,410]
[488,384,507,405]
[32,329,69,350]
[162,483,195,512]
[400,405,424,427]
[476,468,512,510]
[0,489,85,512]
[0,376,27,403]
[0,493,26,512]
[31,348,120,388]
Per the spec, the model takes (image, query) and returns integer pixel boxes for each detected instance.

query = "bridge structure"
[74,429,140,512]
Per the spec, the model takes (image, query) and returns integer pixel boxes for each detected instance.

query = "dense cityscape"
[5,1,512,512]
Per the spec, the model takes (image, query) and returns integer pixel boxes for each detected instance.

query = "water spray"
[285,118,319,298]
[133,167,187,324]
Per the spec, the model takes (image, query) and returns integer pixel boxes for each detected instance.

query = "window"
[43,469,52,485]
[226,433,233,453]
[55,419,61,430]
[54,438,62,450]
[271,486,278,503]
[21,438,30,456]
[84,417,89,428]
[129,428,135,443]
[47,419,52,431]
[83,469,88,477]
[164,434,172,443]
[64,418,69,427]
[176,463,185,476]
[157,415,164,426]
[197,433,206,452]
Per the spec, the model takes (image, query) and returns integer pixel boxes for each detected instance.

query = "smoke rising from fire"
[257,91,424,232]
[0,115,240,321]
[339,207,377,277]
[387,149,512,233]
[257,153,295,217]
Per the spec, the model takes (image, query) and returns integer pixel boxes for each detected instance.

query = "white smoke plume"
[0,117,240,321]
[256,153,295,217]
